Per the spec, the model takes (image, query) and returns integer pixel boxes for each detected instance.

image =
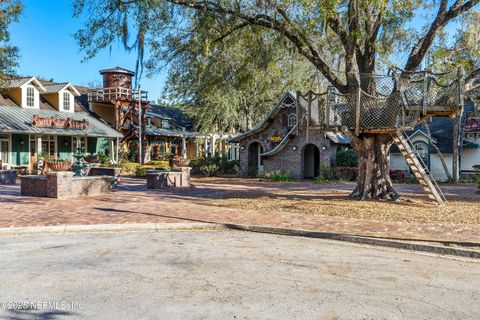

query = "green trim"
[11,134,29,166]
[57,136,72,160]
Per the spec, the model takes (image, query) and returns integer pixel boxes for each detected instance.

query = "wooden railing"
[88,87,148,103]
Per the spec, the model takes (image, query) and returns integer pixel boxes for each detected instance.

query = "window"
[29,135,56,158]
[0,140,9,165]
[288,113,297,128]
[413,141,429,169]
[161,120,170,129]
[146,117,152,128]
[63,92,71,111]
[26,87,35,107]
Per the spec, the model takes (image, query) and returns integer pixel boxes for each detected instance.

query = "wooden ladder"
[391,130,446,205]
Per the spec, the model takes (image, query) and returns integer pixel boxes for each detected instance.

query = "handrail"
[401,132,447,203]
[88,87,148,102]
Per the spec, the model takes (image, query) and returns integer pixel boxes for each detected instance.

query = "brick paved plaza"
[1,176,479,244]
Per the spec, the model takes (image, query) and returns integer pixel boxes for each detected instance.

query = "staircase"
[392,130,447,204]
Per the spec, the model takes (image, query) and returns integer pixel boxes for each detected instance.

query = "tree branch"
[404,0,480,71]
[166,0,347,91]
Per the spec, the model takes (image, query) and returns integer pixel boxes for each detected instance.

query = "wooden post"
[452,66,465,182]
[295,91,301,135]
[422,72,428,115]
[326,89,331,128]
[355,87,361,136]
[306,91,312,142]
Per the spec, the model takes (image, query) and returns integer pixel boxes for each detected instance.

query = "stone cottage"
[230,92,350,179]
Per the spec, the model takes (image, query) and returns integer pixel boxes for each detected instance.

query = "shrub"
[104,162,139,174]
[336,149,357,167]
[98,153,110,164]
[135,164,170,177]
[330,167,358,181]
[191,157,239,176]
[199,164,220,176]
[313,175,328,183]
[389,170,410,183]
[265,170,293,182]
[149,160,170,168]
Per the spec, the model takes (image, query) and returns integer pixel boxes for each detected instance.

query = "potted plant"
[172,154,190,167]
[42,154,72,171]
[84,154,100,163]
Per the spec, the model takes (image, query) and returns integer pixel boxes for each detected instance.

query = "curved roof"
[99,66,135,75]
[230,92,296,143]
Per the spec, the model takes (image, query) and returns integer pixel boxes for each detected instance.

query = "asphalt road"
[0,230,478,320]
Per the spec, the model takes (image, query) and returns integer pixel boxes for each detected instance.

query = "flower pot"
[46,161,72,171]
[173,159,190,167]
[84,155,100,163]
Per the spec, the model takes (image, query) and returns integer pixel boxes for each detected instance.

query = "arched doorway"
[303,144,320,179]
[247,142,263,176]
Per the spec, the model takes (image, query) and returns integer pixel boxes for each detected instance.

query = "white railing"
[88,87,148,103]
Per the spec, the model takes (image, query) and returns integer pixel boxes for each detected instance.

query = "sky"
[9,0,167,102]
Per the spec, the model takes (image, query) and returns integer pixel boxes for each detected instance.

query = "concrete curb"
[1,222,478,259]
[223,224,480,259]
[0,223,224,237]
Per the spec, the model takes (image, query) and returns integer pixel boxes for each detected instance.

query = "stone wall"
[263,127,336,179]
[20,176,48,197]
[72,176,112,197]
[237,105,338,179]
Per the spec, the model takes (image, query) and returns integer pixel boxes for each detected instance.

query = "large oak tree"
[0,0,22,86]
[74,0,480,200]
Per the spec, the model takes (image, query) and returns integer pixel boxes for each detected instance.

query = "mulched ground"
[201,178,480,225]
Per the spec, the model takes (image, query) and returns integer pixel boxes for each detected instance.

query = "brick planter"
[0,170,16,185]
[146,167,191,189]
[20,171,113,199]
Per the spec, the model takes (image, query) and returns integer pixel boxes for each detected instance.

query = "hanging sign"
[32,116,89,130]
[465,117,480,133]
[270,135,282,142]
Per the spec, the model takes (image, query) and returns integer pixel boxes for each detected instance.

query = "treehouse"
[297,69,465,205]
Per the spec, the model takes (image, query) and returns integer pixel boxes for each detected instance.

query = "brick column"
[46,171,74,199]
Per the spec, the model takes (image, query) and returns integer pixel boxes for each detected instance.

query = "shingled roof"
[147,104,193,129]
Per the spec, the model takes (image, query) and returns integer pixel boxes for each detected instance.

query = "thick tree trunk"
[348,133,399,201]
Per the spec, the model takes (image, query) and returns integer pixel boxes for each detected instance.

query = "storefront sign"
[465,117,480,133]
[32,116,89,130]
[270,135,282,142]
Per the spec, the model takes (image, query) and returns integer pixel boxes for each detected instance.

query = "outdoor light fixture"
[240,146,245,150]
[63,140,69,146]
[321,146,327,151]
[19,139,25,145]
[292,146,297,151]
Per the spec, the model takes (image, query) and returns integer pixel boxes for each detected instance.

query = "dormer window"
[161,120,170,129]
[63,92,71,111]
[26,87,35,107]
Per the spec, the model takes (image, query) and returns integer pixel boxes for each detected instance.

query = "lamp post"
[138,84,143,165]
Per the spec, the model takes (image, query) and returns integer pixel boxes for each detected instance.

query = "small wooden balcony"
[88,87,149,104]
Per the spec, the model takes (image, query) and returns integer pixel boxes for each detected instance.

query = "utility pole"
[138,84,143,164]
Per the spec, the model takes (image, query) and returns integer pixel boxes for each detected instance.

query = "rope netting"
[297,69,462,133]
